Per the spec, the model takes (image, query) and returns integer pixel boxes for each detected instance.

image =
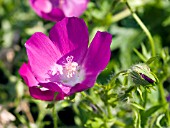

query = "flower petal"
[29,87,65,101]
[29,0,65,21]
[25,32,62,82]
[40,82,72,95]
[69,72,98,95]
[41,8,65,22]
[49,17,88,63]
[29,0,43,17]
[62,0,89,17]
[83,31,112,73]
[19,63,38,87]
[34,0,52,13]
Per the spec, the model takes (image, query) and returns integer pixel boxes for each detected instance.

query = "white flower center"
[63,56,78,78]
[48,56,85,87]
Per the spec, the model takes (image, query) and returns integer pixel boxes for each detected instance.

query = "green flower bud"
[129,63,156,86]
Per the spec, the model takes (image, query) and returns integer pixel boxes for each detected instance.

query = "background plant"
[0,0,170,127]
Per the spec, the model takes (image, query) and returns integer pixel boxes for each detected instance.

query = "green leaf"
[134,109,142,128]
[141,43,148,58]
[137,87,144,101]
[133,48,147,62]
[146,56,159,65]
[141,105,163,126]
[156,114,165,128]
[130,102,145,110]
[142,105,162,118]
[150,72,159,83]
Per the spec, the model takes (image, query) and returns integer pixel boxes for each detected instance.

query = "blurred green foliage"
[0,0,170,127]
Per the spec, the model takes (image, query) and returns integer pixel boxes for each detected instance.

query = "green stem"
[107,105,112,118]
[110,70,128,86]
[51,93,59,128]
[158,81,166,104]
[143,89,147,108]
[158,80,170,126]
[52,103,57,128]
[166,106,170,126]
[125,0,156,57]
[112,9,131,23]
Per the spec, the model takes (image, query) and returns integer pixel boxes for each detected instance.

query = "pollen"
[63,56,78,78]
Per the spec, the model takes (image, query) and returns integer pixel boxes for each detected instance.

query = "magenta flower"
[19,17,112,101]
[29,0,89,22]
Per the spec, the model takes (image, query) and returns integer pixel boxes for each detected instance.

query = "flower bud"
[129,63,156,86]
[166,94,170,102]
